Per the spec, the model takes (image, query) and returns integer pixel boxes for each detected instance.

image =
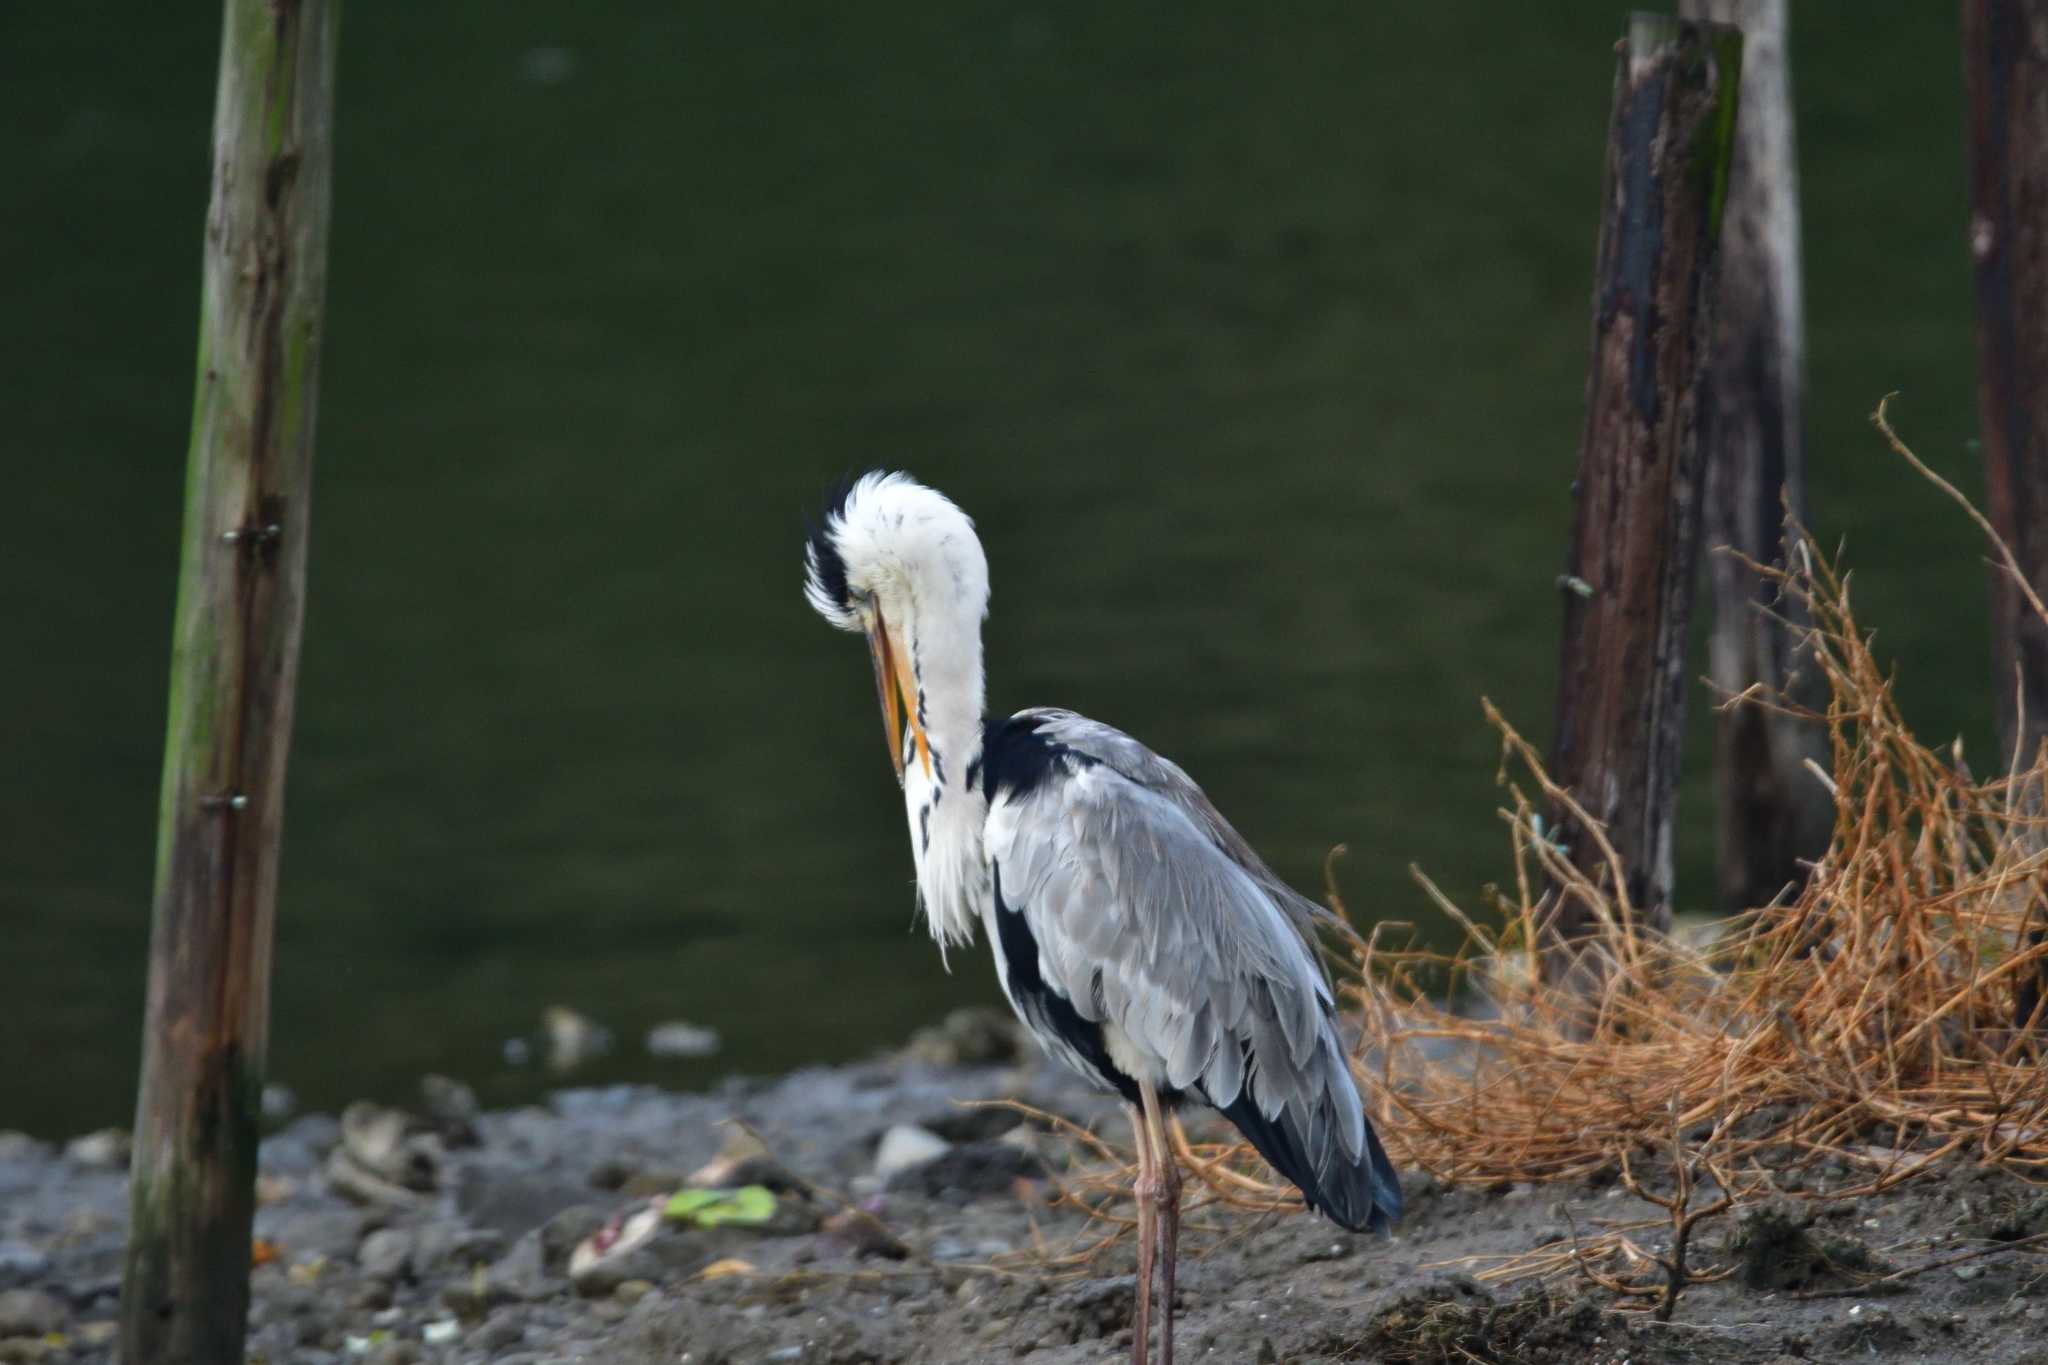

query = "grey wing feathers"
[1018,709,1339,939]
[988,711,1395,1227]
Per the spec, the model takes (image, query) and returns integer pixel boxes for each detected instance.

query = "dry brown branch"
[1322,419,2048,1292]
[1613,1109,1747,1320]
[1025,417,2048,1308]
[1872,394,2048,629]
[1299,428,2048,1292]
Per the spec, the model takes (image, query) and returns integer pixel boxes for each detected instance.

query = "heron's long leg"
[1138,1079,1179,1365]
[1140,1099,1181,1365]
[1128,1101,1156,1365]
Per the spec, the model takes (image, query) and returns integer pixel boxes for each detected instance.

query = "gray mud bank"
[6,1020,2048,1363]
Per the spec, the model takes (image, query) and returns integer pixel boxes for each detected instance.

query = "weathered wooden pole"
[120,3,338,1361]
[1545,14,1742,963]
[1964,0,2048,783]
[1678,0,1831,913]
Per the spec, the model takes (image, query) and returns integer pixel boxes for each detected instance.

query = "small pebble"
[873,1124,949,1181]
[0,1135,51,1164]
[0,1244,50,1281]
[62,1128,130,1168]
[357,1228,414,1282]
[542,1007,611,1071]
[420,1076,481,1145]
[645,1021,721,1059]
[0,1288,68,1337]
[472,1313,527,1353]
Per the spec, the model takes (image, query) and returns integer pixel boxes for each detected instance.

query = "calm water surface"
[2,5,1988,1135]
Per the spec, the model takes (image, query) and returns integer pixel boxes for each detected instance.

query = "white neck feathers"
[805,472,993,953]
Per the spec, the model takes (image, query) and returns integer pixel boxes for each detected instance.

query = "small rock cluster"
[0,1008,1104,1364]
[14,1013,2048,1363]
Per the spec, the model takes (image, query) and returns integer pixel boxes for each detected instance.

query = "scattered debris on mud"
[8,1006,2048,1364]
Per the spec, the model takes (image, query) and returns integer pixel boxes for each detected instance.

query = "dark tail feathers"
[1217,1092,1402,1233]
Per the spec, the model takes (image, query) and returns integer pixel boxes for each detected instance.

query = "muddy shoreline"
[5,1017,2048,1364]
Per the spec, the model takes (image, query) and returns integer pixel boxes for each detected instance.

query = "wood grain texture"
[1679,0,1831,914]
[1547,14,1742,956]
[1965,0,2048,779]
[120,3,338,1361]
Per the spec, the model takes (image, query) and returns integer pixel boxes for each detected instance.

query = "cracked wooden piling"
[1546,13,1743,963]
[119,3,339,1361]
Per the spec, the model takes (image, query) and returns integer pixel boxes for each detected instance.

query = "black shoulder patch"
[980,712,1096,801]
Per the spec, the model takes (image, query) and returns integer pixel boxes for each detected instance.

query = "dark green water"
[3,5,1989,1137]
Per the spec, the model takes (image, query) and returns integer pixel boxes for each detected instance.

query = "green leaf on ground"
[663,1184,777,1226]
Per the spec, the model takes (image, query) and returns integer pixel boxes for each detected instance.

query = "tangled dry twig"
[1022,406,2048,1316]
[1164,404,2048,1301]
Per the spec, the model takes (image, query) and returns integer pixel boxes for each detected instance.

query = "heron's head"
[804,471,989,783]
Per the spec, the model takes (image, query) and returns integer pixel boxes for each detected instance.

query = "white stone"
[644,1021,722,1059]
[872,1124,949,1181]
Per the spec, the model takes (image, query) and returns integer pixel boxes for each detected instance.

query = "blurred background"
[2,5,1985,1138]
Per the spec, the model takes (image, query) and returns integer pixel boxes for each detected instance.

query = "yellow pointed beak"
[866,607,931,785]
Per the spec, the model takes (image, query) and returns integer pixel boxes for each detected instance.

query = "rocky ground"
[7,1013,2048,1363]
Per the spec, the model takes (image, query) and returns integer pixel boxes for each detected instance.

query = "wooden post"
[1965,0,2048,782]
[1546,14,1742,958]
[1679,0,1831,913]
[120,3,338,1362]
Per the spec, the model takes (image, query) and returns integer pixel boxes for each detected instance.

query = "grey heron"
[804,472,1400,1364]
